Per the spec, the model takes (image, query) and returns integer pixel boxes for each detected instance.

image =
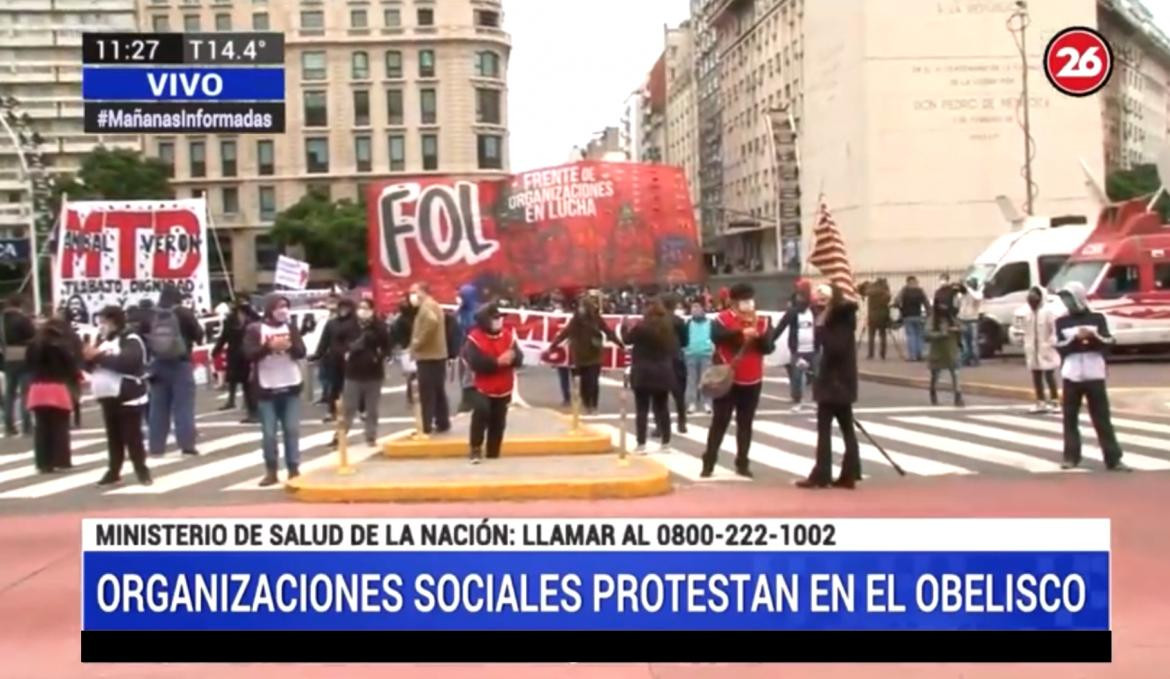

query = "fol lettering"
[378,181,501,278]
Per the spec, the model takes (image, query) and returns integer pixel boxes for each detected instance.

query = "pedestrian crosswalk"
[0,405,1167,505]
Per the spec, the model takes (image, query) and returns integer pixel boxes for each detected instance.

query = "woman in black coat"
[25,318,82,473]
[624,298,678,453]
[213,300,259,421]
[797,284,862,490]
[389,299,418,405]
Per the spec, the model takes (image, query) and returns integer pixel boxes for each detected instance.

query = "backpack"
[148,308,188,360]
[444,311,460,360]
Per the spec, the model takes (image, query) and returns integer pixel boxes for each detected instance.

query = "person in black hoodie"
[1054,282,1130,472]
[462,304,524,464]
[83,306,152,487]
[25,318,81,473]
[797,284,862,490]
[244,294,308,486]
[659,294,689,435]
[1,296,35,436]
[626,297,678,453]
[389,298,418,406]
[341,298,393,447]
[213,299,260,422]
[312,297,358,423]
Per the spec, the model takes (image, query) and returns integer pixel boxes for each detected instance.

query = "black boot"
[135,467,152,486]
[97,471,121,487]
[954,392,965,407]
[930,390,939,406]
[259,468,279,487]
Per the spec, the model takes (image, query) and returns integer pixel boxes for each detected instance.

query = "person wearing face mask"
[774,280,817,413]
[462,304,523,464]
[340,299,392,447]
[83,306,151,487]
[925,297,964,407]
[389,297,418,406]
[313,295,340,406]
[1022,286,1060,413]
[311,297,358,423]
[244,295,308,486]
[1054,282,1130,472]
[684,300,714,414]
[548,295,623,414]
[408,282,452,435]
[701,283,775,478]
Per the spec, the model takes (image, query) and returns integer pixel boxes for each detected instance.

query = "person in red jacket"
[462,304,524,464]
[701,283,776,478]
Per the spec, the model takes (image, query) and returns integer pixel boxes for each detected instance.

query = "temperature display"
[183,33,285,65]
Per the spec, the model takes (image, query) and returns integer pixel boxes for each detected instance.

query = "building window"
[151,15,169,31]
[302,51,327,80]
[257,140,275,175]
[388,135,406,171]
[303,90,327,126]
[350,9,368,28]
[384,8,401,27]
[305,138,329,173]
[477,135,502,170]
[355,136,372,172]
[215,13,231,31]
[156,141,174,177]
[385,89,404,125]
[385,50,403,78]
[301,10,324,29]
[252,12,269,30]
[220,140,237,176]
[353,90,370,126]
[476,88,500,124]
[420,88,437,124]
[475,51,500,78]
[419,49,435,78]
[255,233,279,267]
[474,10,499,27]
[352,51,369,79]
[222,187,239,215]
[417,8,434,26]
[421,134,438,170]
[189,141,205,177]
[183,15,199,31]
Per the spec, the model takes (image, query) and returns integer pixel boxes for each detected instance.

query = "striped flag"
[808,195,859,301]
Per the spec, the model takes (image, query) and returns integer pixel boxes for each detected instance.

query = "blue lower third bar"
[81,550,1110,632]
[82,67,284,101]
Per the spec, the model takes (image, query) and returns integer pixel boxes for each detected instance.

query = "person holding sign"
[462,304,523,464]
[84,306,151,487]
[244,295,308,486]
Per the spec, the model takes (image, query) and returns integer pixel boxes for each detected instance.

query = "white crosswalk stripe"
[679,423,818,479]
[591,423,747,483]
[0,438,105,469]
[1085,415,1170,437]
[970,415,1170,468]
[0,456,188,499]
[750,420,974,476]
[847,419,1068,473]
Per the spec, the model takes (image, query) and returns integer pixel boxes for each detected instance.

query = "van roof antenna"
[1079,158,1109,208]
[995,195,1022,225]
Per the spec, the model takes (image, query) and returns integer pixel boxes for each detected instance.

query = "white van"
[962,215,1092,356]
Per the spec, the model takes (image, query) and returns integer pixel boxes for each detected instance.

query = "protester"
[1022,286,1061,413]
[956,277,983,367]
[244,294,307,486]
[660,294,689,435]
[84,306,151,487]
[314,295,340,405]
[797,284,861,490]
[895,276,929,361]
[1055,282,1130,472]
[142,284,204,457]
[25,317,81,473]
[554,299,573,407]
[549,294,622,413]
[775,282,817,413]
[409,282,451,434]
[1,296,34,436]
[341,299,392,447]
[683,300,714,413]
[933,273,961,312]
[701,283,775,478]
[625,298,679,453]
[864,278,891,360]
[312,297,357,423]
[387,299,417,407]
[462,304,523,464]
[455,283,480,413]
[212,299,259,423]
[925,297,964,407]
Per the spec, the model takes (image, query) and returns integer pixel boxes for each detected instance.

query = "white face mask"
[490,319,503,332]
[357,308,374,321]
[739,299,755,313]
[273,308,290,323]
[101,323,115,337]
[409,293,421,307]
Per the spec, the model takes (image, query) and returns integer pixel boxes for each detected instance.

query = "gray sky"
[505,0,1170,173]
[506,0,690,171]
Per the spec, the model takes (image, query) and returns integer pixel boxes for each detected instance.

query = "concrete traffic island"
[382,408,612,458]
[287,407,672,502]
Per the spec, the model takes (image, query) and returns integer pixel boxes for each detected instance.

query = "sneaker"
[735,465,754,479]
[686,404,696,414]
[703,404,712,414]
[288,467,300,480]
[97,472,121,487]
[258,471,279,487]
[469,448,483,465]
[218,403,234,412]
[240,416,259,424]
[366,438,378,448]
[634,444,647,455]
[1061,460,1080,470]
[1030,401,1047,414]
[1047,400,1060,412]
[790,404,803,414]
[181,449,199,456]
[699,462,714,478]
[135,469,152,486]
[1106,462,1133,473]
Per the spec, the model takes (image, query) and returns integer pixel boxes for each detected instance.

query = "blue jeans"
[903,317,926,361]
[3,364,30,434]
[787,351,817,404]
[960,320,980,366]
[258,391,301,471]
[685,354,710,409]
[148,360,197,455]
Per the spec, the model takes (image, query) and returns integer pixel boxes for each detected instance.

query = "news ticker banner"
[81,518,1111,663]
[82,32,285,134]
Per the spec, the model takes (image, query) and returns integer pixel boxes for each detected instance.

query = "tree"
[1104,163,1170,220]
[49,146,173,210]
[271,191,369,284]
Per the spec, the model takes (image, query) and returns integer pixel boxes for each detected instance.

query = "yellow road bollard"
[568,372,585,437]
[335,398,355,475]
[617,371,630,467]
[410,396,429,441]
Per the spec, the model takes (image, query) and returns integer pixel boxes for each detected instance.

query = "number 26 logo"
[1044,27,1114,97]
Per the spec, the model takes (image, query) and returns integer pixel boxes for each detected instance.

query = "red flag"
[808,195,859,301]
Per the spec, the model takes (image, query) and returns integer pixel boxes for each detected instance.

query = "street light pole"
[0,108,41,316]
[1014,1,1035,216]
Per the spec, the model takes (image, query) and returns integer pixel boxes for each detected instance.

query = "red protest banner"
[367,161,702,309]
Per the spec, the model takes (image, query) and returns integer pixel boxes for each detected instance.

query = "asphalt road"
[1,364,1168,515]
